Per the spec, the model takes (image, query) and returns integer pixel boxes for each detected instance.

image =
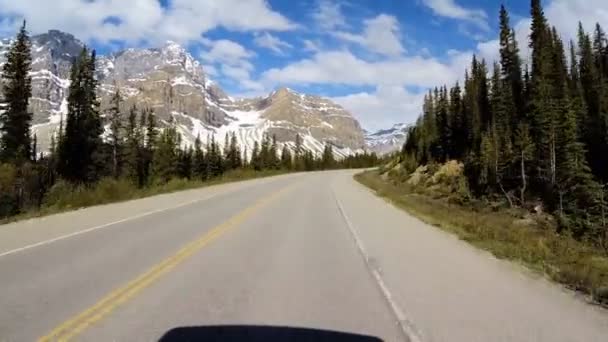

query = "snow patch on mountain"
[365,123,409,154]
[1,30,372,159]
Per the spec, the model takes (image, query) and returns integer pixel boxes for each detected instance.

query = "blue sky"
[0,0,606,131]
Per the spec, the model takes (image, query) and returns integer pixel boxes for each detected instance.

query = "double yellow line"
[39,183,296,341]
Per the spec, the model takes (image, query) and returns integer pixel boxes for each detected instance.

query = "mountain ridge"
[0,29,405,157]
[365,123,409,154]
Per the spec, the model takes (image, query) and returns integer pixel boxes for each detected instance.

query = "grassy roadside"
[1,169,288,225]
[355,170,608,306]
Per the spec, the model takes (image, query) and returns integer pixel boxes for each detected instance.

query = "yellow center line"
[38,183,297,342]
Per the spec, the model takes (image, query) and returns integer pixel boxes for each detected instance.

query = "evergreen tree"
[228,132,242,170]
[145,109,158,149]
[242,149,249,169]
[251,141,261,171]
[177,147,193,179]
[393,1,608,243]
[514,123,535,204]
[435,86,451,161]
[31,134,37,162]
[260,134,271,169]
[294,133,304,170]
[419,90,438,163]
[192,134,207,180]
[124,105,145,186]
[529,0,548,81]
[107,86,123,178]
[321,144,335,169]
[490,62,513,199]
[280,145,292,170]
[499,6,524,121]
[223,132,230,163]
[270,134,280,169]
[555,97,600,233]
[58,47,103,184]
[449,82,466,160]
[206,135,224,177]
[153,118,178,183]
[0,21,33,163]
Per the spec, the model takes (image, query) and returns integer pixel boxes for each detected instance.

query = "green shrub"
[43,180,77,209]
[43,178,137,210]
[0,164,18,218]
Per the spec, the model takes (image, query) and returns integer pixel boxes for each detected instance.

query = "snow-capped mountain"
[0,30,366,158]
[365,123,409,154]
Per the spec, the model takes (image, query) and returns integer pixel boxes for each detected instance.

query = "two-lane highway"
[1,171,607,341]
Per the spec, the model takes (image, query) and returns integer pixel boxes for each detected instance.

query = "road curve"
[0,170,606,341]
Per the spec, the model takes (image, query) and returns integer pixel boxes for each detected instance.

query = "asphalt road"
[0,170,607,342]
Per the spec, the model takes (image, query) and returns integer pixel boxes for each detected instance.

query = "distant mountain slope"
[365,123,408,154]
[0,30,366,158]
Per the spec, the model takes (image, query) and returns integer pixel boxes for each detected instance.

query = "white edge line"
[0,194,218,259]
[333,188,423,342]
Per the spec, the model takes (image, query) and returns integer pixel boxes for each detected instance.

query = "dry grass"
[1,169,288,225]
[355,170,608,306]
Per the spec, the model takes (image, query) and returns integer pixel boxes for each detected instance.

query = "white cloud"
[312,0,347,30]
[221,64,252,81]
[202,39,254,68]
[201,39,263,91]
[202,64,218,77]
[303,39,322,52]
[332,86,424,132]
[260,49,465,129]
[545,0,608,42]
[0,0,295,44]
[421,0,488,31]
[253,32,293,54]
[333,14,405,57]
[262,50,457,88]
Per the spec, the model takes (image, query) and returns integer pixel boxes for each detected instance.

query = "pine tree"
[260,134,271,169]
[419,90,438,163]
[58,47,103,183]
[153,118,179,183]
[223,132,230,163]
[270,134,279,169]
[251,141,261,171]
[555,97,600,230]
[228,132,241,170]
[280,145,292,170]
[294,133,304,170]
[82,49,103,182]
[499,6,524,121]
[242,149,249,169]
[514,123,535,204]
[177,147,193,179]
[193,134,207,180]
[206,135,224,177]
[530,0,548,81]
[124,105,141,185]
[321,144,335,169]
[490,62,514,200]
[145,109,158,150]
[0,21,33,163]
[397,1,608,241]
[435,86,451,161]
[107,86,123,178]
[449,82,466,160]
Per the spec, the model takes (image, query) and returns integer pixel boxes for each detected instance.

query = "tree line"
[0,22,379,219]
[402,1,608,247]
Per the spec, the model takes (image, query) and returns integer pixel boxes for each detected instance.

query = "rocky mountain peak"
[365,123,409,155]
[33,30,83,62]
[1,29,369,157]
